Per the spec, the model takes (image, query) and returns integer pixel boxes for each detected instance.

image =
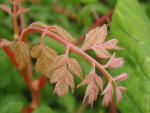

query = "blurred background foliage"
[0,0,150,113]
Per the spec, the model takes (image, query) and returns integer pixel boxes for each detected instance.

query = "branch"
[77,9,114,44]
[19,3,26,31]
[3,46,18,67]
[13,0,20,37]
[52,4,77,20]
[2,46,41,111]
[90,9,114,29]
[20,27,116,84]
[108,98,118,113]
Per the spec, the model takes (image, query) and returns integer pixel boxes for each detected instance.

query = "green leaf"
[0,101,23,113]
[57,93,76,113]
[110,0,150,113]
[33,106,55,113]
[77,3,110,30]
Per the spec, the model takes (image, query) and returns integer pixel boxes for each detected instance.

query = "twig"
[90,9,114,29]
[19,3,26,31]
[52,4,77,20]
[13,1,20,38]
[2,45,41,111]
[77,9,114,44]
[108,99,118,113]
[20,27,117,85]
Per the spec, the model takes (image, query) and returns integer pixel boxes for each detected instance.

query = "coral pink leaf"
[94,74,104,91]
[68,58,83,79]
[15,7,29,16]
[101,82,113,106]
[12,39,30,69]
[101,82,112,95]
[81,24,107,51]
[65,71,75,93]
[30,44,57,75]
[102,91,113,106]
[51,65,75,95]
[0,39,11,48]
[93,47,111,59]
[47,55,67,76]
[102,39,123,50]
[54,80,69,96]
[83,82,98,107]
[104,53,124,68]
[116,88,122,103]
[53,25,77,43]
[0,4,12,15]
[114,73,128,81]
[77,74,92,88]
[119,86,127,92]
[50,65,65,83]
[95,24,107,45]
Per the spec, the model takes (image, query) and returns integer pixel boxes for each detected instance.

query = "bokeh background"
[0,0,150,113]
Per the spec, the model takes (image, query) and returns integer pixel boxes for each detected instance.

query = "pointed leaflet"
[119,86,127,92]
[93,47,111,59]
[98,39,122,50]
[51,65,75,96]
[77,73,91,88]
[15,7,28,16]
[114,73,128,82]
[104,53,124,68]
[0,4,12,15]
[54,80,69,97]
[81,24,107,50]
[81,24,122,59]
[12,39,30,69]
[53,25,77,43]
[78,71,103,90]
[92,39,122,59]
[101,82,113,106]
[65,69,75,92]
[68,58,83,79]
[46,55,67,77]
[116,86,127,103]
[0,39,11,48]
[50,65,64,83]
[116,87,122,103]
[78,70,103,106]
[30,44,57,75]
[94,73,104,91]
[83,82,98,107]
[30,44,42,58]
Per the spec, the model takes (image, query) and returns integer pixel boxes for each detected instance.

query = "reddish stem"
[13,1,20,37]
[19,3,26,31]
[3,46,19,67]
[108,99,118,113]
[52,4,77,20]
[39,76,47,89]
[77,10,114,44]
[3,46,41,111]
[20,27,115,82]
[90,9,114,29]
[19,14,26,31]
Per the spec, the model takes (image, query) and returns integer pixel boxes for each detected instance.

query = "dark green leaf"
[0,101,23,113]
